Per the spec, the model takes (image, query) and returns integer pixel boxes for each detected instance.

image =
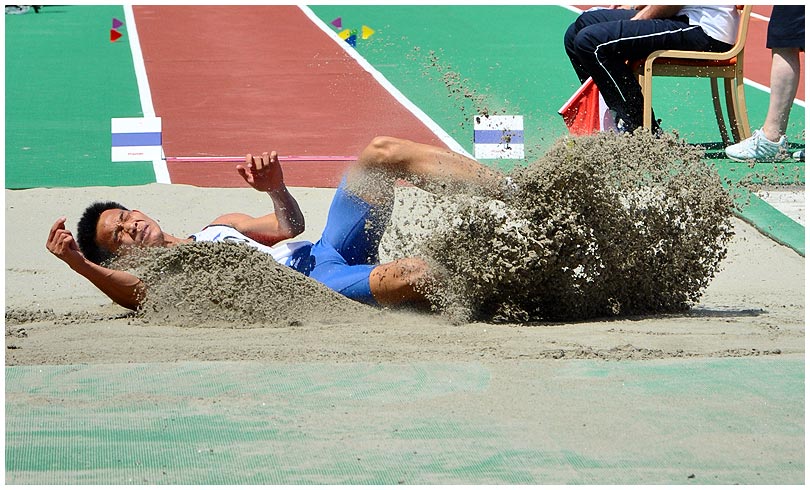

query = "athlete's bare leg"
[346,136,504,307]
[368,256,431,306]
[346,136,506,205]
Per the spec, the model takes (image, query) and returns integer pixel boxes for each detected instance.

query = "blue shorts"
[287,181,389,304]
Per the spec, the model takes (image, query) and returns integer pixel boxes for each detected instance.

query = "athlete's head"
[77,201,167,264]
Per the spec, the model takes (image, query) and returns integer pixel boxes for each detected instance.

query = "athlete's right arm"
[46,217,146,310]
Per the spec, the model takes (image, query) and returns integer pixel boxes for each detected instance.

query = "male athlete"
[46,136,508,310]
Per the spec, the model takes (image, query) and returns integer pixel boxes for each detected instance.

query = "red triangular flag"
[110,29,122,42]
[558,77,616,135]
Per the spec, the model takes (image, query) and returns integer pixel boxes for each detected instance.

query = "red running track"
[133,5,446,188]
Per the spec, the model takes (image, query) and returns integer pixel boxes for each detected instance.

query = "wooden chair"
[635,5,753,145]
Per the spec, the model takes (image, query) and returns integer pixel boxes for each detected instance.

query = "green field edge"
[732,187,805,256]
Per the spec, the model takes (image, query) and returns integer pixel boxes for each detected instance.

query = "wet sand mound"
[119,241,373,328]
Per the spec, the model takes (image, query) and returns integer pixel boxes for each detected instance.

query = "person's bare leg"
[762,47,801,142]
[345,137,503,307]
[346,136,506,205]
[368,257,432,307]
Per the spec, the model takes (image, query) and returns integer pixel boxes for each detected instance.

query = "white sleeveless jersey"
[190,225,312,266]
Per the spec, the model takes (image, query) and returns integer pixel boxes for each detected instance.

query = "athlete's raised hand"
[237,151,285,193]
[46,217,85,268]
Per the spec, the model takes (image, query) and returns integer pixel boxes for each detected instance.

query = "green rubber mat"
[733,188,805,255]
[711,153,805,255]
[6,358,804,484]
[5,5,155,188]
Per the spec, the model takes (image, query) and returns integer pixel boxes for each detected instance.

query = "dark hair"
[76,201,129,265]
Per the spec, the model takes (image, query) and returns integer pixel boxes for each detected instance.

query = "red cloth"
[558,77,615,135]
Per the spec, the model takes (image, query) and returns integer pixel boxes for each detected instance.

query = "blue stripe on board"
[473,130,524,144]
[111,132,162,147]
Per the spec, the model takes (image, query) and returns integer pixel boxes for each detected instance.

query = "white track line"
[298,5,472,158]
[751,12,770,23]
[124,5,171,184]
[744,78,805,107]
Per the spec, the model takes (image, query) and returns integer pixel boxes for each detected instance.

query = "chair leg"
[711,78,731,147]
[641,68,653,130]
[732,71,752,140]
[723,78,742,143]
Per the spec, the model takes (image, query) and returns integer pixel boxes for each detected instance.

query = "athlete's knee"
[359,136,410,170]
[370,257,431,305]
[394,257,430,285]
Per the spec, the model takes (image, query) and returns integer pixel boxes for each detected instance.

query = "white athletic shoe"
[725,128,788,162]
[5,6,31,14]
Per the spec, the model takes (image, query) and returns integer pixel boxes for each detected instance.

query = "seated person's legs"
[565,8,638,84]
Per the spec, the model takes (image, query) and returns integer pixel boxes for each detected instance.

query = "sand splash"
[382,131,734,323]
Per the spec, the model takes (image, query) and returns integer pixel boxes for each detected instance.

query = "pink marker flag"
[112,17,123,29]
[330,17,342,29]
[558,77,616,135]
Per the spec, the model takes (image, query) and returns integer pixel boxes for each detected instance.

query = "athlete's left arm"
[213,151,305,246]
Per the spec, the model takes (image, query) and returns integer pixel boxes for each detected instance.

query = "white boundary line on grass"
[123,5,171,184]
[298,5,472,158]
[745,78,806,107]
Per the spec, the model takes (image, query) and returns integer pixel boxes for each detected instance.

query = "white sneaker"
[725,129,788,162]
[5,6,31,14]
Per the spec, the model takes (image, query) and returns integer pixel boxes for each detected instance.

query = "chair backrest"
[726,5,753,59]
[645,5,753,64]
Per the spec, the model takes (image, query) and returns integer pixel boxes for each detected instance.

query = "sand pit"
[4,133,804,366]
[2,139,806,485]
[5,210,803,365]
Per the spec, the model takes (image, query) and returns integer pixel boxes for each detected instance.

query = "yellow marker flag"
[361,25,375,40]
[338,28,351,40]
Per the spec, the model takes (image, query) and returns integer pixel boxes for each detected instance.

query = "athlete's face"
[96,208,166,255]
